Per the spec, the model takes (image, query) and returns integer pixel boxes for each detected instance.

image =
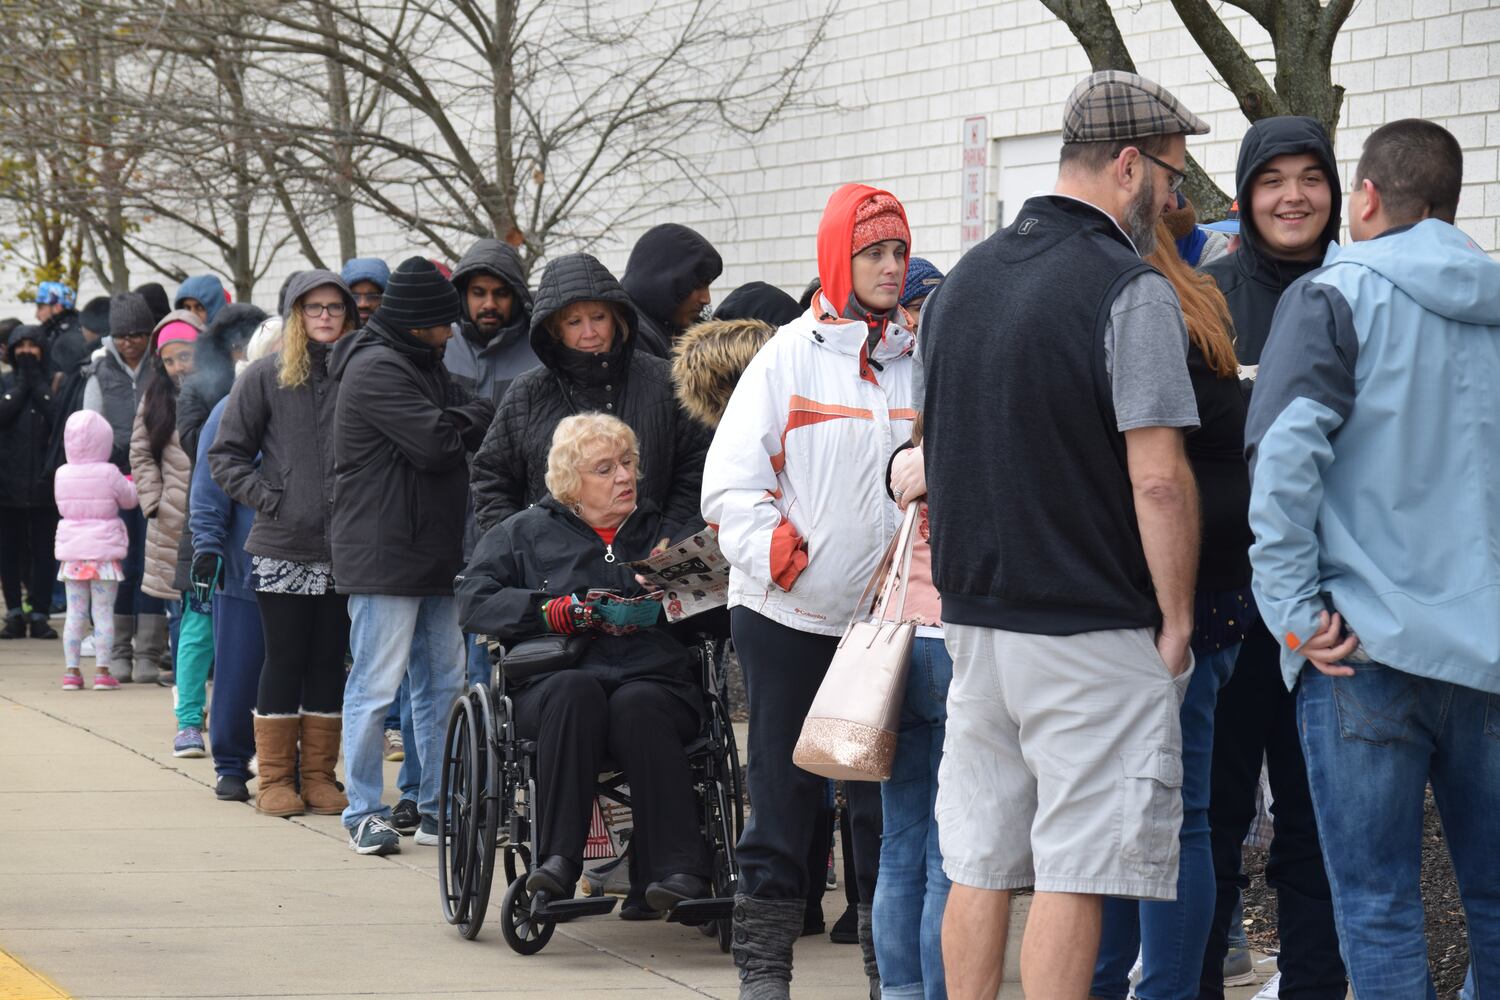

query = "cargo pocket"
[1118,747,1184,866]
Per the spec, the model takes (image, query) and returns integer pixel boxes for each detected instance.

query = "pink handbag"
[792,504,919,781]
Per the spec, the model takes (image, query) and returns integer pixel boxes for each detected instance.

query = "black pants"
[0,505,58,613]
[512,670,707,884]
[254,591,349,715]
[732,607,882,901]
[1199,623,1347,999]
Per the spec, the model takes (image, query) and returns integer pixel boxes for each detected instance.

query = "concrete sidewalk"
[0,635,1278,999]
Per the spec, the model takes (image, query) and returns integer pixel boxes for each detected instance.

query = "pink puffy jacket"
[54,410,138,562]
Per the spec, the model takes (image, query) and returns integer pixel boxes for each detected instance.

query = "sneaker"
[92,672,120,690]
[383,728,405,762]
[1252,972,1281,999]
[80,635,96,658]
[825,853,837,890]
[389,798,419,835]
[61,671,84,691]
[173,726,207,758]
[1223,947,1257,987]
[215,774,250,802]
[414,814,440,846]
[348,814,401,856]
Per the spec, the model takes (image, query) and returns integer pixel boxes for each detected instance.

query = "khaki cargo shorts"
[935,623,1192,901]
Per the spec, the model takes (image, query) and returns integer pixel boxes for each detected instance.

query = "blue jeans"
[873,637,952,1000]
[1092,641,1241,1000]
[396,674,419,801]
[466,632,490,688]
[342,594,464,829]
[1298,662,1500,1000]
[209,593,263,781]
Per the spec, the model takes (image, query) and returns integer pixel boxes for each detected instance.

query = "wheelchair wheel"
[462,689,502,939]
[503,842,533,885]
[500,876,555,955]
[438,693,483,935]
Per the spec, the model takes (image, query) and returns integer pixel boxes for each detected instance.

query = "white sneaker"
[1252,973,1281,999]
[81,635,96,657]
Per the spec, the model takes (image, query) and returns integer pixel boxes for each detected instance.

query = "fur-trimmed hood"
[670,318,776,429]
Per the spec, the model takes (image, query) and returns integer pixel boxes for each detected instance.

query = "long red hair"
[1145,220,1238,378]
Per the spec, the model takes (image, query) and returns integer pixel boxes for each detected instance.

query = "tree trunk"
[318,5,358,261]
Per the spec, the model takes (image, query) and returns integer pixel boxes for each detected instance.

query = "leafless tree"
[1039,0,1357,218]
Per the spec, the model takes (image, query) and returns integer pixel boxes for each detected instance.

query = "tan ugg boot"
[252,714,305,817]
[299,712,348,815]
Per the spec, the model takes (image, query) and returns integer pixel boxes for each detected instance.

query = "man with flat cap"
[917,71,1208,997]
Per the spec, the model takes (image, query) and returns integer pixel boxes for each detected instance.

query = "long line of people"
[3,68,1496,1000]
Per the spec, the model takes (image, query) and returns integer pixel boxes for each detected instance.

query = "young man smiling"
[1197,116,1349,998]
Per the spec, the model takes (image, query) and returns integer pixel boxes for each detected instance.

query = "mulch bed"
[1242,789,1470,998]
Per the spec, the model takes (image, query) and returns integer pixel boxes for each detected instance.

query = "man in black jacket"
[330,257,496,857]
[620,223,722,358]
[0,326,60,639]
[1197,116,1349,1000]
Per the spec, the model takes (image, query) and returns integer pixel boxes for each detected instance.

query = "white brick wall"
[7,0,1498,316]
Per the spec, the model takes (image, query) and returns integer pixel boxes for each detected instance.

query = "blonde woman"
[208,271,357,818]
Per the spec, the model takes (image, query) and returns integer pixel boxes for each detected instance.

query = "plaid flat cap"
[1062,70,1210,143]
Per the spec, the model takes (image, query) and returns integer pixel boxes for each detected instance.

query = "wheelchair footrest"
[536,896,619,922]
[665,897,734,926]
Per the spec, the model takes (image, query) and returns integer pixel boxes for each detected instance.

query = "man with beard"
[340,258,391,328]
[919,71,1206,998]
[445,238,537,405]
[620,223,722,358]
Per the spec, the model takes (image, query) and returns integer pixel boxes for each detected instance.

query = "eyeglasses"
[1136,150,1187,194]
[300,301,348,318]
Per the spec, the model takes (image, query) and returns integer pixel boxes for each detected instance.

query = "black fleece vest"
[922,195,1160,635]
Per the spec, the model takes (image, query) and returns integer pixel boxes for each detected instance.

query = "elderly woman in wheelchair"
[456,413,711,914]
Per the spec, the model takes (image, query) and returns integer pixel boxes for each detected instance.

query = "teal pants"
[174,600,215,728]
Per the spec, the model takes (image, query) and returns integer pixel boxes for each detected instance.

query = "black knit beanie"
[373,256,460,329]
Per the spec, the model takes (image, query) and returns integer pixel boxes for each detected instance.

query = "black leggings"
[254,591,350,715]
[0,505,58,613]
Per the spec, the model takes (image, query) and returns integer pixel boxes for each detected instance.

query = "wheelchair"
[437,633,744,955]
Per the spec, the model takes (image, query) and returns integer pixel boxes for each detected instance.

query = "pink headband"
[156,321,199,348]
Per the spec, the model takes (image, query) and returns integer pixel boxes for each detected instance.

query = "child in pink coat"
[54,410,138,689]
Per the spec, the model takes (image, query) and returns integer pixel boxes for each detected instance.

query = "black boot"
[525,856,580,900]
[0,610,26,640]
[857,903,881,999]
[732,894,803,1000]
[28,612,57,640]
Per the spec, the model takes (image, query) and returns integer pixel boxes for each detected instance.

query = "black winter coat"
[456,496,699,710]
[469,252,710,536]
[620,224,723,358]
[329,316,495,595]
[0,328,58,508]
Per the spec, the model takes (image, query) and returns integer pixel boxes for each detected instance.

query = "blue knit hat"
[900,257,944,307]
[341,257,391,291]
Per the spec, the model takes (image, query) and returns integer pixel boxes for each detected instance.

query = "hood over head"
[816,183,912,317]
[339,257,390,291]
[451,238,535,345]
[1325,219,1500,326]
[281,269,358,324]
[132,283,172,325]
[528,253,639,369]
[671,318,776,429]
[175,274,228,323]
[6,323,48,366]
[620,224,723,334]
[1232,116,1342,278]
[64,408,115,464]
[712,282,801,327]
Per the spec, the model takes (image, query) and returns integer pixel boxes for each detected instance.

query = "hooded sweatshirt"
[82,338,150,473]
[54,409,138,562]
[1200,116,1342,365]
[701,184,916,636]
[620,224,723,358]
[1247,220,1500,694]
[445,239,538,405]
[174,274,227,325]
[0,325,57,507]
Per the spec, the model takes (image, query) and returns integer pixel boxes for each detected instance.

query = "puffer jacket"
[469,252,710,536]
[670,318,776,430]
[54,409,137,562]
[445,239,538,406]
[83,339,149,473]
[0,325,58,508]
[620,224,723,358]
[130,390,192,600]
[701,183,916,636]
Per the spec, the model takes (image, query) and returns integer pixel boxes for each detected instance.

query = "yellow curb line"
[0,948,70,1000]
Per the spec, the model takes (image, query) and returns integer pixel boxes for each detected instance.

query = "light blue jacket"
[1246,220,1500,694]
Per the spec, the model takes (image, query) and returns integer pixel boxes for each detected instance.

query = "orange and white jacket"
[702,301,916,636]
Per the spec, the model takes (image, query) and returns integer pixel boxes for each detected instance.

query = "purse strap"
[872,503,920,622]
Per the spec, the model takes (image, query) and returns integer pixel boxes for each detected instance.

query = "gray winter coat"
[208,342,342,563]
[444,239,538,406]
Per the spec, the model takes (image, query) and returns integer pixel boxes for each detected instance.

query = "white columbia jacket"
[701,301,916,636]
